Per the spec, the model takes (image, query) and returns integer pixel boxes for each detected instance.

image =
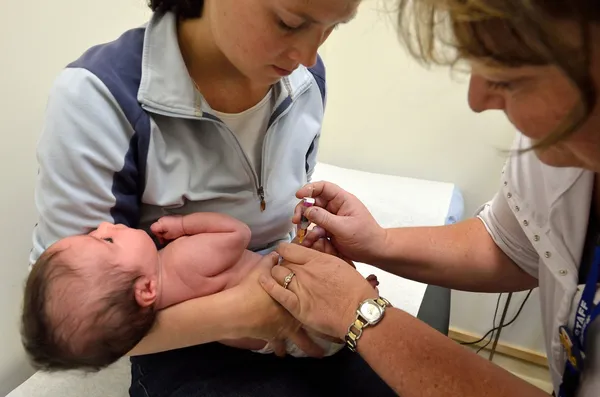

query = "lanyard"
[558,243,600,397]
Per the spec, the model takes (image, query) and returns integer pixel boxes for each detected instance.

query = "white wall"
[319,0,546,354]
[0,1,150,394]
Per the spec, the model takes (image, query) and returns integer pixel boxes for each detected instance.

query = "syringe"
[297,196,315,243]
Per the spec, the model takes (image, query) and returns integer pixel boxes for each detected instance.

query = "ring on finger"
[283,271,296,289]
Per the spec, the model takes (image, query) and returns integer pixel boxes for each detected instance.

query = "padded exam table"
[7,162,463,397]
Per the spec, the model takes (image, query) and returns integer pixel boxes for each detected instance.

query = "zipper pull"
[258,186,266,212]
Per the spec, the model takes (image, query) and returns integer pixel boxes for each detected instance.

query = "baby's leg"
[219,338,267,351]
[285,331,345,358]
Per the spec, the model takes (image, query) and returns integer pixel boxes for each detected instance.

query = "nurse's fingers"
[259,269,300,313]
[294,181,350,217]
[296,181,344,202]
[292,199,330,223]
[276,243,323,265]
[295,227,328,248]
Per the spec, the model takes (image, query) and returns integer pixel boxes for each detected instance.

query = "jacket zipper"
[142,102,267,211]
[257,185,266,212]
[205,117,269,212]
[221,123,267,212]
[141,78,311,212]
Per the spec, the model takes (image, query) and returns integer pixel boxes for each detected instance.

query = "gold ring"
[283,271,296,289]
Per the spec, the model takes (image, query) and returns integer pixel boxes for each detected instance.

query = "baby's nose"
[96,222,114,233]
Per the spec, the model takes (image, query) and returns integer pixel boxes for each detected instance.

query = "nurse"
[261,0,600,396]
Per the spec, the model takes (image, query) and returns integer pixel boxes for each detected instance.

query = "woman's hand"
[292,181,388,264]
[259,243,378,340]
[233,252,325,357]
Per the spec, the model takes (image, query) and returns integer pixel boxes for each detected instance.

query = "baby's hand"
[151,215,185,244]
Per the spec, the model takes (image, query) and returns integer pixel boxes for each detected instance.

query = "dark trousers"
[129,342,397,397]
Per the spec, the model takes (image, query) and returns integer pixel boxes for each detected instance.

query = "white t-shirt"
[477,132,599,397]
[213,89,275,179]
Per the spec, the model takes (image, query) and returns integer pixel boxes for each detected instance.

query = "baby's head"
[21,222,160,372]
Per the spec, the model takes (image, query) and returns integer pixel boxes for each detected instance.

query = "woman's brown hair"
[396,0,599,150]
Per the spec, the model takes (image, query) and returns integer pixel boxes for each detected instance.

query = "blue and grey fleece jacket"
[30,11,325,266]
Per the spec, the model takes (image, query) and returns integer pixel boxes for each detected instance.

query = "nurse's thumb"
[257,251,280,271]
[304,207,343,235]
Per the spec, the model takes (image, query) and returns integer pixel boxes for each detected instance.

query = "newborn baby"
[21,212,376,372]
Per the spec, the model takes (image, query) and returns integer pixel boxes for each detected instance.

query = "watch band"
[345,297,390,352]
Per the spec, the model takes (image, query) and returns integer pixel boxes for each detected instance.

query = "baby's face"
[53,223,159,279]
[86,222,159,275]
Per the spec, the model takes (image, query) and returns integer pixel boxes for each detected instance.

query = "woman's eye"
[103,237,113,243]
[278,19,301,31]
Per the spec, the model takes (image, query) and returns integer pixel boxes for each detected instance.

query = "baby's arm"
[151,212,251,243]
[152,213,253,287]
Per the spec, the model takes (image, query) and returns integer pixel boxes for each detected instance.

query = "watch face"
[359,301,382,324]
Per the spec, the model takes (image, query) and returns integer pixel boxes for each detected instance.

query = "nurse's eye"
[103,237,113,243]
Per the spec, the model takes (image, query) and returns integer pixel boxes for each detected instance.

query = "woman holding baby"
[27,0,395,396]
[262,1,600,397]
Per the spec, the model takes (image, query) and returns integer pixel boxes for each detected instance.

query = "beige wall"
[0,1,150,394]
[318,0,546,354]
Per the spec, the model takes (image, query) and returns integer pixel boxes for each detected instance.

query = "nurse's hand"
[260,243,378,340]
[293,181,388,264]
[235,252,325,358]
[298,235,380,289]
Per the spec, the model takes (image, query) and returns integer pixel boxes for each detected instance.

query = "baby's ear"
[134,276,157,308]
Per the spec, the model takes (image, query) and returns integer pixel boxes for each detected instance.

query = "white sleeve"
[476,189,540,278]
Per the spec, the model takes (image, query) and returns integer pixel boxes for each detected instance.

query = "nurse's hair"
[148,0,204,19]
[396,0,599,151]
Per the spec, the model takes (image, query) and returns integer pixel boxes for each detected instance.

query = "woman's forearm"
[129,287,248,355]
[355,308,548,397]
[374,218,538,292]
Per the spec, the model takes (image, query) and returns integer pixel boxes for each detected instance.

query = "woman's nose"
[288,32,326,68]
[468,74,505,113]
[289,47,318,68]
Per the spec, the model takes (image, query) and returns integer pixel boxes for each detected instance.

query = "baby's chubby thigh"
[253,331,344,358]
[286,332,345,358]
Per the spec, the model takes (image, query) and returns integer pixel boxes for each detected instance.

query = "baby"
[21,212,377,372]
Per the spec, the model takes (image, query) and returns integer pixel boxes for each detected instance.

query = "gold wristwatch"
[345,296,391,352]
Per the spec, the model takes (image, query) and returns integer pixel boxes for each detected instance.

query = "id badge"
[559,326,584,371]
